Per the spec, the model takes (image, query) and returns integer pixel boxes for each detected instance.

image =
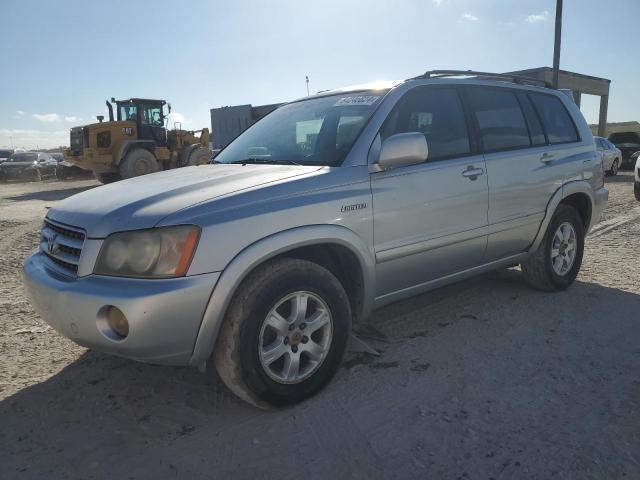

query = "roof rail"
[411,70,552,88]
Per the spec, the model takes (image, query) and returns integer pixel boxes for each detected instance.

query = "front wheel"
[214,258,351,408]
[521,204,585,292]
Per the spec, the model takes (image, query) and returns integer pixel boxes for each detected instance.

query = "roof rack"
[411,70,552,88]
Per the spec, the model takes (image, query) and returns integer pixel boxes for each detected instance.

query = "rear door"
[464,86,566,261]
[371,85,489,297]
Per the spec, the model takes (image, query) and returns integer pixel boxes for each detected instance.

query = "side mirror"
[376,132,428,171]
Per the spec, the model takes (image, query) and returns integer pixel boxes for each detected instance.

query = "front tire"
[521,204,585,292]
[119,149,159,179]
[214,258,351,408]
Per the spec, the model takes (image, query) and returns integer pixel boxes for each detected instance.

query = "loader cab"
[116,98,168,147]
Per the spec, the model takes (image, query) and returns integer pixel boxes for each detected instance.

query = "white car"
[634,153,640,201]
[595,136,622,176]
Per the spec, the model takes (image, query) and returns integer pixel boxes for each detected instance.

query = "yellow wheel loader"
[63,98,212,183]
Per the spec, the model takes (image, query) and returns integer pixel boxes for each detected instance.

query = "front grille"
[40,219,86,277]
[69,127,84,156]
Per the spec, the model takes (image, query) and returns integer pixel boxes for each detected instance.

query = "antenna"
[305,76,310,96]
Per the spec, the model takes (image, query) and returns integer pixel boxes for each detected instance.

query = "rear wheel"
[521,204,584,292]
[609,159,619,176]
[95,172,121,184]
[119,149,159,179]
[214,258,351,408]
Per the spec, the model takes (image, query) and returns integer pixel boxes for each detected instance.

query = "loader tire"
[119,149,159,179]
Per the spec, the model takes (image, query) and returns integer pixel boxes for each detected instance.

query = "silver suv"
[23,71,609,408]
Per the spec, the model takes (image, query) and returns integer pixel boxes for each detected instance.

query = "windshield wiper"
[229,158,302,166]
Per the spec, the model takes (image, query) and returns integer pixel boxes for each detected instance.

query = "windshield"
[119,104,137,122]
[214,91,386,166]
[609,132,640,144]
[7,153,37,163]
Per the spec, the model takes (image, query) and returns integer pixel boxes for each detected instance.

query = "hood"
[47,164,323,238]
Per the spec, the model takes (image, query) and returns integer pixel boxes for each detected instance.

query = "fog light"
[105,306,129,338]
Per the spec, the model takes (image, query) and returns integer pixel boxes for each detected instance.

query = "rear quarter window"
[529,93,579,144]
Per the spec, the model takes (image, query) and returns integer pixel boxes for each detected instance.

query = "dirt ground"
[1,175,639,479]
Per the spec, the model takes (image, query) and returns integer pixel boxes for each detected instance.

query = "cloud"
[16,110,25,116]
[459,13,479,22]
[0,129,68,149]
[167,112,189,127]
[433,0,445,5]
[64,116,82,122]
[33,113,61,122]
[526,10,549,23]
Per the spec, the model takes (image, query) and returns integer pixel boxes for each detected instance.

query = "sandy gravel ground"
[1,175,639,479]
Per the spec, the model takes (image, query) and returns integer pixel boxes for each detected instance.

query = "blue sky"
[1,0,638,149]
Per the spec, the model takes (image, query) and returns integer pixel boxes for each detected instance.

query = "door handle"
[461,166,484,180]
[540,152,555,164]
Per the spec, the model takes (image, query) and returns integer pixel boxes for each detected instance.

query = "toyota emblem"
[47,233,59,254]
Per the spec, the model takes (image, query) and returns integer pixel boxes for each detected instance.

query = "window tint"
[467,87,530,152]
[381,87,470,160]
[529,93,579,144]
[119,104,137,122]
[518,93,546,145]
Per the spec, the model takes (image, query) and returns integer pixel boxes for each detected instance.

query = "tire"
[634,182,640,202]
[188,147,213,166]
[29,169,42,182]
[95,172,121,184]
[521,204,585,292]
[609,159,619,176]
[214,258,352,408]
[179,145,211,167]
[119,149,159,179]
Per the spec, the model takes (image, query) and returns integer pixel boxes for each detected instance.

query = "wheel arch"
[529,181,595,254]
[188,224,376,368]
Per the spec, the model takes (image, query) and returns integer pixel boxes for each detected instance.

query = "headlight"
[94,225,200,278]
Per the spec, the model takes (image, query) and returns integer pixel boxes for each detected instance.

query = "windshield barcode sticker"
[334,95,381,107]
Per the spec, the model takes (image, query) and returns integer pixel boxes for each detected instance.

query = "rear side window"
[529,93,579,144]
[381,87,470,160]
[466,87,530,152]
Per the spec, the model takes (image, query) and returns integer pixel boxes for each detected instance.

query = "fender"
[528,180,595,254]
[188,224,376,367]
[114,140,156,165]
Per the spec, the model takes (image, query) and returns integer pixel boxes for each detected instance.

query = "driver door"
[371,86,489,298]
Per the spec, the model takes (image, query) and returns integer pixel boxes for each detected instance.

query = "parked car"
[23,71,608,408]
[608,131,640,169]
[0,149,14,164]
[594,136,622,176]
[0,151,57,182]
[634,154,640,201]
[51,152,93,180]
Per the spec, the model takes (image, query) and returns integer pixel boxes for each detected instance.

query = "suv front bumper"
[23,251,220,365]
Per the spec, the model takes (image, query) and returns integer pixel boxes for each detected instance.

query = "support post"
[598,95,609,137]
[552,0,563,88]
[572,91,581,108]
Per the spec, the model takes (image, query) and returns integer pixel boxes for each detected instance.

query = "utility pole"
[552,0,563,88]
[9,136,13,148]
[305,76,310,96]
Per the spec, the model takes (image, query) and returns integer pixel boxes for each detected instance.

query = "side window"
[141,104,163,126]
[466,87,530,152]
[529,93,579,144]
[381,87,470,160]
[517,93,546,146]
